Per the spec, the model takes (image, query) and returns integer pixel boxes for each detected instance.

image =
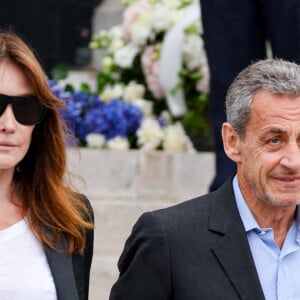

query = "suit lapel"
[45,242,80,300]
[208,179,265,300]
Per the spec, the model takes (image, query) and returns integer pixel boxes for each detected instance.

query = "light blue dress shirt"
[232,176,300,300]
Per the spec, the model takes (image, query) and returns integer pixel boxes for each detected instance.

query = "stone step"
[90,199,176,300]
[93,200,174,255]
[68,149,214,203]
[90,255,119,300]
[90,200,177,300]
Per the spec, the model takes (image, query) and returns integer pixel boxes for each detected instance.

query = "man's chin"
[264,192,300,208]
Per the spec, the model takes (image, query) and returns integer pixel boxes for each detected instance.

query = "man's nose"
[280,141,300,169]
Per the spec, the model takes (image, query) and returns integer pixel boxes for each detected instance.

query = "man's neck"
[246,198,296,249]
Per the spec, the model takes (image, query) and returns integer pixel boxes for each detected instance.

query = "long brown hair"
[0,31,93,254]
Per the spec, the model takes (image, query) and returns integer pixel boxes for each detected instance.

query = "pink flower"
[141,45,165,100]
[123,0,150,42]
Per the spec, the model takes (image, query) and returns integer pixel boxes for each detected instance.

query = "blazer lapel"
[208,179,265,300]
[45,242,80,300]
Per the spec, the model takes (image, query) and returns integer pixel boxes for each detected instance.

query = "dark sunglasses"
[0,93,46,125]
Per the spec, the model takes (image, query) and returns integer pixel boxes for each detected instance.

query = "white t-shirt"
[0,219,57,300]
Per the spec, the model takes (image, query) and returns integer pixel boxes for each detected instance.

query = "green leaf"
[80,83,91,93]
[51,64,69,81]
[64,84,75,93]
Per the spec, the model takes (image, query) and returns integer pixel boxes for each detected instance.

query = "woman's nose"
[0,104,16,132]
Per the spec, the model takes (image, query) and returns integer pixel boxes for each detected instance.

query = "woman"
[0,31,94,299]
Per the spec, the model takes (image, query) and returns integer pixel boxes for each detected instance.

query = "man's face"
[237,90,300,208]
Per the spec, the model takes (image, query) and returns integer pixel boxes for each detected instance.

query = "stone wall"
[91,0,125,70]
[67,148,214,300]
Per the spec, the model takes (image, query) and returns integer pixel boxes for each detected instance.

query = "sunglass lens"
[13,97,46,125]
[0,101,7,116]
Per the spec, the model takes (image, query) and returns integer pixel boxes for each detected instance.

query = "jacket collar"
[208,177,265,300]
[45,240,79,300]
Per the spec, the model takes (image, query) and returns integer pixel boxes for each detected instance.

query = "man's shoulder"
[154,182,230,217]
[156,192,212,216]
[136,192,214,232]
[140,179,234,229]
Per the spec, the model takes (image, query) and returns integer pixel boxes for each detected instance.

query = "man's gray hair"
[226,59,300,137]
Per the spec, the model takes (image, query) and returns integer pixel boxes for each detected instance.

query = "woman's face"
[0,59,35,172]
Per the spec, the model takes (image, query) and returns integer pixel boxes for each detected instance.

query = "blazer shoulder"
[151,177,234,220]
[151,192,213,222]
[75,193,94,223]
[143,177,236,235]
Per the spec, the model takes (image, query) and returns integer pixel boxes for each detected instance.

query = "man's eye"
[269,138,280,144]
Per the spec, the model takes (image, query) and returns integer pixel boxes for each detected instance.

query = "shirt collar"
[232,175,260,232]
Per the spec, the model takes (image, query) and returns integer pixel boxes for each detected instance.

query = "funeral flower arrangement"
[89,0,211,148]
[55,0,210,152]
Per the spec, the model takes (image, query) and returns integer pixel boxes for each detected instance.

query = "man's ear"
[222,122,242,163]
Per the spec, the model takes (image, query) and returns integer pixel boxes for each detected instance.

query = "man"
[200,0,300,191]
[109,59,300,299]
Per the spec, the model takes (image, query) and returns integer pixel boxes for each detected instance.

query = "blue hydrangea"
[83,99,143,141]
[50,80,144,146]
[48,79,72,102]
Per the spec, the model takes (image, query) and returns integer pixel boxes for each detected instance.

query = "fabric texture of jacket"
[45,196,94,300]
[109,177,265,300]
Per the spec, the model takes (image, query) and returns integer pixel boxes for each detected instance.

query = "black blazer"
[109,178,265,300]
[45,197,94,300]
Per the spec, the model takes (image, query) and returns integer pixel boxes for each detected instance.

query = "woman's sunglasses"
[0,93,46,125]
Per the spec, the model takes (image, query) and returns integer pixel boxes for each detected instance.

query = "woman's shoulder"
[76,193,94,222]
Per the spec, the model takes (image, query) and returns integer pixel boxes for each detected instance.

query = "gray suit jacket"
[110,178,265,300]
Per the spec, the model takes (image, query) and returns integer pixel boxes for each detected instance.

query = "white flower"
[137,118,164,150]
[114,43,140,68]
[162,122,195,153]
[108,26,126,53]
[100,84,125,102]
[86,133,106,148]
[168,3,193,24]
[101,56,115,72]
[163,0,182,9]
[110,25,124,40]
[149,4,173,33]
[182,33,205,71]
[124,81,146,102]
[130,15,154,46]
[107,136,130,150]
[132,98,153,117]
[123,0,150,42]
[109,38,125,54]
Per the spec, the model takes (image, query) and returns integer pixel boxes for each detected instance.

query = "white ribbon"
[159,7,201,117]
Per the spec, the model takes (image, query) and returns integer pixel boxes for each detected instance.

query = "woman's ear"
[222,122,242,163]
